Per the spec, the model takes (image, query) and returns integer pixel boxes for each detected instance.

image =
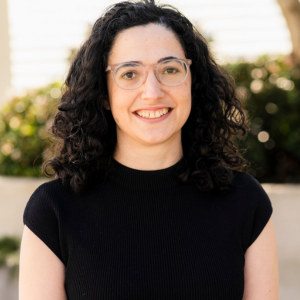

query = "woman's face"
[106,23,192,149]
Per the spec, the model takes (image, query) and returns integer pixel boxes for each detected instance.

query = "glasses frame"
[105,58,192,90]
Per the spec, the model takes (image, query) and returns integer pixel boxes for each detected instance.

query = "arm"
[19,225,68,300]
[243,216,279,300]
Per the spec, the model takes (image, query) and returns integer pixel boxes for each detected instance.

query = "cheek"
[107,79,123,124]
[178,88,192,126]
[182,98,192,122]
[109,92,135,125]
[179,84,192,111]
[184,81,192,107]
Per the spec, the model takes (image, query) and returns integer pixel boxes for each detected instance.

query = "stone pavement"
[0,177,299,299]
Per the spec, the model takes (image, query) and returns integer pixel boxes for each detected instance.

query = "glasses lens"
[157,59,188,86]
[114,63,145,89]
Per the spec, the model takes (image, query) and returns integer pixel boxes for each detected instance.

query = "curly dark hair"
[43,0,251,195]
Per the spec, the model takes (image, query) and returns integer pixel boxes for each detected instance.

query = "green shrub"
[228,55,300,182]
[0,235,21,279]
[0,83,60,177]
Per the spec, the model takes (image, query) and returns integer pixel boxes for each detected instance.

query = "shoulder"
[231,170,261,188]
[24,178,72,223]
[31,178,68,196]
[23,178,68,265]
[230,171,274,251]
[28,178,75,205]
[231,170,270,203]
[230,170,273,213]
[229,170,273,230]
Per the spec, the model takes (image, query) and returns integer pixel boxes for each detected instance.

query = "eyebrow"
[116,63,140,72]
[120,56,178,65]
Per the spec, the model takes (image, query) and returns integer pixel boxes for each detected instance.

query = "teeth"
[136,108,170,118]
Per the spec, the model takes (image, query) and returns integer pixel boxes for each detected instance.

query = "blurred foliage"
[0,235,21,279]
[0,55,299,183]
[228,54,300,182]
[0,82,60,177]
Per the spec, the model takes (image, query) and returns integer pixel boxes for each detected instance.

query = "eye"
[122,71,136,80]
[164,68,178,74]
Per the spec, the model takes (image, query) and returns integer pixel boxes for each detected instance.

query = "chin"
[139,133,174,145]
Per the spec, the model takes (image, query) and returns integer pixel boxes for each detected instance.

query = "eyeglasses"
[106,58,192,90]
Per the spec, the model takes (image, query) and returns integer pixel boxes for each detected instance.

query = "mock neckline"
[108,156,184,190]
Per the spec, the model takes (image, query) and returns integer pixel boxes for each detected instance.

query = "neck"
[113,131,183,171]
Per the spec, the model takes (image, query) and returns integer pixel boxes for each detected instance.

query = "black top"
[23,157,273,300]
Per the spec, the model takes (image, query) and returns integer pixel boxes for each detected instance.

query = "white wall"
[0,0,12,107]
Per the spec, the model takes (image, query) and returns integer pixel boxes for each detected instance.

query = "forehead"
[108,23,186,65]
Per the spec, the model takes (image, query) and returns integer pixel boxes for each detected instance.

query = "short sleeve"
[244,175,273,249]
[23,181,63,262]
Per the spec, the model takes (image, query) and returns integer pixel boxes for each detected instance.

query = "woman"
[19,0,279,299]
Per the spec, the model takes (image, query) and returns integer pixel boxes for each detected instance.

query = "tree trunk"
[277,0,300,64]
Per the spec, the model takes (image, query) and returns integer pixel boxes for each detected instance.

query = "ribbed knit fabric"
[23,157,273,299]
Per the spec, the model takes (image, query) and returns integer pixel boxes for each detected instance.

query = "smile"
[135,108,172,119]
[133,108,173,123]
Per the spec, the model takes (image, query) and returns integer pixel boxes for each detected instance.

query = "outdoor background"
[0,0,299,299]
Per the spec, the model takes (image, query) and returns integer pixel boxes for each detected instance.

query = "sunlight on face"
[106,23,192,147]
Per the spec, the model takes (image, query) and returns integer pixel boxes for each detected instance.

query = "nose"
[141,69,165,100]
